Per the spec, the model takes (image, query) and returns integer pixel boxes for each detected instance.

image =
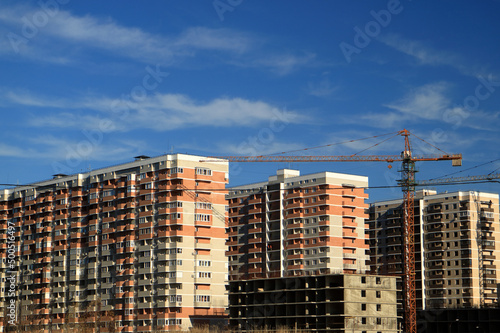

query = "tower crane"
[205,129,462,333]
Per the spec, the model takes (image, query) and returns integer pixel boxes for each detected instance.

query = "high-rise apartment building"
[226,169,370,280]
[369,190,500,310]
[0,154,229,332]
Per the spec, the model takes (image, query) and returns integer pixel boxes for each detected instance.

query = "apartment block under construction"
[369,189,500,310]
[229,273,398,332]
[0,154,229,332]
[226,169,371,280]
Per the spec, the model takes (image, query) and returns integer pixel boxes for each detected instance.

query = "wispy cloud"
[0,133,144,169]
[384,82,450,120]
[340,82,500,132]
[245,52,316,75]
[307,78,338,97]
[0,3,313,75]
[379,34,487,77]
[5,90,307,131]
[182,140,306,156]
[0,142,35,158]
[0,4,252,65]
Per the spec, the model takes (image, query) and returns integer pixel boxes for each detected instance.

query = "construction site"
[1,129,499,333]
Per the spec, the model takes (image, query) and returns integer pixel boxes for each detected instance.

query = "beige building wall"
[369,189,500,310]
[0,154,229,332]
[227,169,370,280]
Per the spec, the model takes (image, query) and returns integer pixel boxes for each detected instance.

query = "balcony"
[426,233,443,241]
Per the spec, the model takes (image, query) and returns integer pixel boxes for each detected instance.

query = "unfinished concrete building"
[229,273,399,332]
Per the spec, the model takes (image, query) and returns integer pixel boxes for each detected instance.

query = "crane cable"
[257,131,401,157]
[428,157,500,180]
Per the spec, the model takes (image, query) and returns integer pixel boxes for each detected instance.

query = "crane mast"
[399,131,417,333]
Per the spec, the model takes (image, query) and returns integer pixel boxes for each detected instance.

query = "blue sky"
[1,0,500,202]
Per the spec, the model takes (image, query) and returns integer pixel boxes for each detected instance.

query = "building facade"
[369,190,500,310]
[0,154,229,332]
[229,273,399,332]
[226,169,370,280]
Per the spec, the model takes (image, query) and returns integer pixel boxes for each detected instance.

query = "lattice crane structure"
[206,129,462,333]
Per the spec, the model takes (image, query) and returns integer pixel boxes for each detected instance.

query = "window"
[170,295,182,302]
[167,201,183,208]
[195,295,211,302]
[377,304,381,311]
[195,214,211,222]
[361,304,366,311]
[195,168,212,176]
[197,260,211,267]
[140,228,151,235]
[102,190,115,197]
[195,202,211,209]
[483,212,494,219]
[361,290,366,297]
[197,272,211,278]
[170,167,183,174]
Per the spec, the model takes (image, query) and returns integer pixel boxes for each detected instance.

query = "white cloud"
[249,52,316,75]
[5,91,67,108]
[182,141,306,156]
[0,142,34,158]
[384,82,450,120]
[379,34,486,77]
[7,90,307,131]
[0,4,253,65]
[352,112,405,129]
[342,83,461,129]
[0,4,313,75]
[307,78,338,97]
[174,27,252,54]
[340,81,500,135]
